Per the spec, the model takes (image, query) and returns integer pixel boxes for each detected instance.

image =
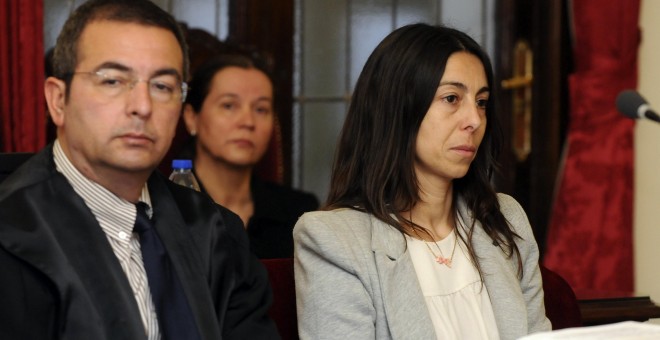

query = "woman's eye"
[220,102,234,110]
[477,98,489,109]
[443,95,459,104]
[256,106,272,115]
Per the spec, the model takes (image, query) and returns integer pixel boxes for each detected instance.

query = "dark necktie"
[134,202,201,340]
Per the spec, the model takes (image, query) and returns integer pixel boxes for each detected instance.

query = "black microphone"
[616,90,660,123]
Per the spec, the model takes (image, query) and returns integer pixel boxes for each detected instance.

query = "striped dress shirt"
[53,140,161,340]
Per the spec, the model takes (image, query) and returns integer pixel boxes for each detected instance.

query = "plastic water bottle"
[169,159,201,191]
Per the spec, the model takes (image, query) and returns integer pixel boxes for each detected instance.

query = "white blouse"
[407,230,500,339]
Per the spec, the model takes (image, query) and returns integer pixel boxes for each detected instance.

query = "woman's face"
[185,66,274,168]
[414,52,488,186]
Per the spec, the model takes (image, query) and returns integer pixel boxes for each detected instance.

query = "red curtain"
[0,0,46,152]
[543,0,640,293]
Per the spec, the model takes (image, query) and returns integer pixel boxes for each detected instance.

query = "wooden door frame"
[229,0,295,185]
[495,0,569,254]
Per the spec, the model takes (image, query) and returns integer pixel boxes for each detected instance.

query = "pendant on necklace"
[435,256,452,268]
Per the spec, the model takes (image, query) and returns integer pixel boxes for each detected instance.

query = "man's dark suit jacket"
[0,145,280,339]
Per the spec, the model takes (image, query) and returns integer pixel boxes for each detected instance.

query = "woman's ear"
[183,103,198,136]
[44,77,67,126]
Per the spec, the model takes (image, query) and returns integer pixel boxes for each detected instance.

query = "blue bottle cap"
[171,159,193,169]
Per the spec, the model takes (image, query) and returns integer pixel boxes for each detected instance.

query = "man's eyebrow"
[93,62,182,80]
[93,62,131,72]
[152,68,183,81]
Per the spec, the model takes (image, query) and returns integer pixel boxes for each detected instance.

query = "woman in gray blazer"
[294,24,551,340]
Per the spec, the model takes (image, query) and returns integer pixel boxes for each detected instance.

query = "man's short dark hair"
[52,0,189,94]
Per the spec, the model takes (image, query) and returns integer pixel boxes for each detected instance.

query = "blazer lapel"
[462,201,527,340]
[370,216,435,340]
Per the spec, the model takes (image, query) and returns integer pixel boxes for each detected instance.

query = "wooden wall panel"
[229,0,295,185]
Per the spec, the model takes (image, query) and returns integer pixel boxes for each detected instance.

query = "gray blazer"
[294,193,551,340]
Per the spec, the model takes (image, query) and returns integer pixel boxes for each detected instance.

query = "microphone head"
[616,89,647,119]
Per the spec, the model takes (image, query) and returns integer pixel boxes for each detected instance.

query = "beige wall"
[635,0,660,313]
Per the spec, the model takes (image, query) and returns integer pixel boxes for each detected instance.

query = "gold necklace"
[410,221,458,268]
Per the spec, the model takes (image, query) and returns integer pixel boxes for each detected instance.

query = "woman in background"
[184,49,318,259]
[293,24,551,339]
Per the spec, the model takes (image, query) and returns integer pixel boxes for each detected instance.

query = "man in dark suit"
[0,0,280,339]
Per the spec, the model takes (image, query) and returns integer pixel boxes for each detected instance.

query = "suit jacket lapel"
[370,216,435,340]
[148,176,222,339]
[0,170,145,338]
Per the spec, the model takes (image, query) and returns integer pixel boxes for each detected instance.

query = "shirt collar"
[52,139,152,217]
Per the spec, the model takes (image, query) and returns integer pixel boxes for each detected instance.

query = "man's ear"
[182,103,198,136]
[44,77,67,127]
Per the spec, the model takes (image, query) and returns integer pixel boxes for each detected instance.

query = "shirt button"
[118,231,129,240]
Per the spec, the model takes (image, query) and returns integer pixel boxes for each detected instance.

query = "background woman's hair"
[185,44,275,112]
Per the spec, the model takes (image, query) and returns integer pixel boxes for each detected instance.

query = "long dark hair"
[326,23,522,278]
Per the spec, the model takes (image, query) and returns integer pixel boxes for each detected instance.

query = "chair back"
[540,264,582,329]
[258,259,579,337]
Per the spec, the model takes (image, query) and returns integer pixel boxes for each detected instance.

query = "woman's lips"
[451,144,476,156]
[231,138,254,148]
